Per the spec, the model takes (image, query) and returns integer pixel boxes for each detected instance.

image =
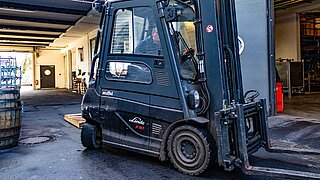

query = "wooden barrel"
[0,88,22,150]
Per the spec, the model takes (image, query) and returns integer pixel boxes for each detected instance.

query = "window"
[166,1,197,80]
[106,61,152,84]
[90,38,99,80]
[90,38,96,60]
[169,21,198,80]
[110,7,162,56]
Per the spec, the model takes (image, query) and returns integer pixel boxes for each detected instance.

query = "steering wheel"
[244,90,260,102]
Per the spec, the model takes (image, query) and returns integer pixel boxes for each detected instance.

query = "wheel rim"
[178,138,198,162]
[95,127,102,145]
[172,131,205,169]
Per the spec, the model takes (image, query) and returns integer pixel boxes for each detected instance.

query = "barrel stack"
[0,57,22,150]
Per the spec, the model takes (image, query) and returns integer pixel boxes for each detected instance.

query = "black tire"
[167,125,211,176]
[81,123,102,149]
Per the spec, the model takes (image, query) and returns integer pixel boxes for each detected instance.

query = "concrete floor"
[0,89,319,180]
[283,93,320,120]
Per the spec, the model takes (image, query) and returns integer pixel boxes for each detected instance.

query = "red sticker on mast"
[206,25,214,33]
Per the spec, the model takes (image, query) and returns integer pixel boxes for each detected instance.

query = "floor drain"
[19,136,55,145]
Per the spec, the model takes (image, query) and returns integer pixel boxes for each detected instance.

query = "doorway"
[40,65,55,88]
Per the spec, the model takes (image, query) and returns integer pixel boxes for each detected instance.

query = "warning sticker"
[206,25,214,33]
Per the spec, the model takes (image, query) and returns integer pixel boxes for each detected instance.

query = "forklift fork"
[235,99,320,179]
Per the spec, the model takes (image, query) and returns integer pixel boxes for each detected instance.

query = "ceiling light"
[0,7,36,13]
[71,0,93,4]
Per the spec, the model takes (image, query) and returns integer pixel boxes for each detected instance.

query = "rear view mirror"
[164,1,194,22]
[92,0,104,13]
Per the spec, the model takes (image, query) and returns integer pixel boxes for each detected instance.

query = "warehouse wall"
[68,38,90,78]
[61,29,98,89]
[275,14,301,60]
[34,49,65,89]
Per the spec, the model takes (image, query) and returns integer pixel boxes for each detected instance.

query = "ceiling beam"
[0,25,66,33]
[275,0,314,10]
[0,32,60,38]
[0,45,47,47]
[0,37,54,43]
[0,42,49,46]
[0,2,89,16]
[0,15,75,25]
[302,12,320,18]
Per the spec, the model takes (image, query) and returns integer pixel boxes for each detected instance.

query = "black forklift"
[81,0,320,178]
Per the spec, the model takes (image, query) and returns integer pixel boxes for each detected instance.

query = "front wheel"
[81,123,102,149]
[167,125,211,176]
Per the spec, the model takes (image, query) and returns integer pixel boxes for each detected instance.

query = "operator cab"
[83,0,201,154]
[82,0,212,175]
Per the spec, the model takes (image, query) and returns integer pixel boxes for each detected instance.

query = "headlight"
[187,90,200,110]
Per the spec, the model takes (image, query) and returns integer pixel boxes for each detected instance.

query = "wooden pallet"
[64,113,86,128]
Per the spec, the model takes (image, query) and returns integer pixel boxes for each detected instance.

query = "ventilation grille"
[152,123,162,136]
[155,71,170,87]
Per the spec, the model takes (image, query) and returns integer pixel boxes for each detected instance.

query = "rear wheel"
[167,125,211,175]
[81,123,102,149]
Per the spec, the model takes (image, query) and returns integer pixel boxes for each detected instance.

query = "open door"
[235,0,276,115]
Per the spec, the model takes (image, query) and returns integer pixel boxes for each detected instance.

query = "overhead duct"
[275,0,315,10]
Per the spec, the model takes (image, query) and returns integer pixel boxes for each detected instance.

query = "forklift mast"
[192,0,320,178]
[190,0,244,116]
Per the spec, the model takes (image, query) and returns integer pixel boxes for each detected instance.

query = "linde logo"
[129,117,145,125]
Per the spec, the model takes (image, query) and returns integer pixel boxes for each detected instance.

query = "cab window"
[110,7,163,56]
[106,61,152,84]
